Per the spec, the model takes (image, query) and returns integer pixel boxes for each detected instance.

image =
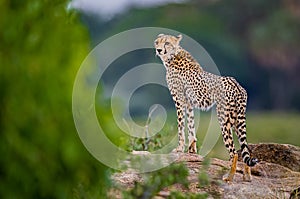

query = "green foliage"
[122,163,189,199]
[168,191,208,199]
[0,0,111,198]
[198,172,210,188]
[198,157,211,188]
[130,133,163,151]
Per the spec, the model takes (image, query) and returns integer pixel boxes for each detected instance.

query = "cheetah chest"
[166,67,216,111]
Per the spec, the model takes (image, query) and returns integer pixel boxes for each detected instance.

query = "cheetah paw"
[243,174,252,182]
[172,145,185,153]
[222,173,234,183]
[188,140,197,153]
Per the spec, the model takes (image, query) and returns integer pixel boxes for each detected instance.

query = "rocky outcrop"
[112,143,300,199]
[238,143,300,172]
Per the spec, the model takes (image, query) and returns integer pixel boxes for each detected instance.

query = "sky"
[69,0,186,20]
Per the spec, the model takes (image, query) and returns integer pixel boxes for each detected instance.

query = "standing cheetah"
[154,34,258,182]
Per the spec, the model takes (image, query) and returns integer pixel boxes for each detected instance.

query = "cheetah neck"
[163,48,203,72]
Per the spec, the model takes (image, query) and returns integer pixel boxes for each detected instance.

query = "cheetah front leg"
[173,100,186,153]
[187,103,197,153]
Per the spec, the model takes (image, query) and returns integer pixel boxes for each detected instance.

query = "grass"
[145,111,300,159]
[247,112,300,145]
[122,111,300,160]
[200,111,300,160]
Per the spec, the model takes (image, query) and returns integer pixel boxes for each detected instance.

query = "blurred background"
[0,0,299,198]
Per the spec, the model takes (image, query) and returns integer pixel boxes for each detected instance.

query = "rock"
[290,186,300,199]
[112,143,300,199]
[237,143,300,172]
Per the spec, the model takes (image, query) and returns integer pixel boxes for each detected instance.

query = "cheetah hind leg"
[243,164,252,182]
[223,153,238,182]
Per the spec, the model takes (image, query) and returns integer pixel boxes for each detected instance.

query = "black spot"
[236,122,243,129]
[240,137,246,142]
[237,115,245,120]
[242,151,249,158]
[241,143,248,150]
[248,158,258,166]
[244,156,250,163]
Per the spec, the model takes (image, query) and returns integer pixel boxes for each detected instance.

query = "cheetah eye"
[165,42,170,45]
[155,41,159,45]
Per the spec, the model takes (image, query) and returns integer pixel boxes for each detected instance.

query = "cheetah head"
[154,34,182,61]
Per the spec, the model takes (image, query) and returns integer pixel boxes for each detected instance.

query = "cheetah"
[154,34,258,182]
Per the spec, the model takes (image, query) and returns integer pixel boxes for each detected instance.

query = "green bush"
[0,0,111,198]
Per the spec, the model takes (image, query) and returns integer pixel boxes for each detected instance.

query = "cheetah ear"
[158,33,165,37]
[176,34,182,43]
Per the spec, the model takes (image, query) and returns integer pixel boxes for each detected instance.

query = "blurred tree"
[0,0,110,198]
[85,0,300,111]
[284,0,300,19]
[248,7,300,109]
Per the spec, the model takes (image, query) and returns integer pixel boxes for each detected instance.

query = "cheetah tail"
[241,144,259,167]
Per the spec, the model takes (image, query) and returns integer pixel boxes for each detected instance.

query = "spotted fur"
[154,34,258,181]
